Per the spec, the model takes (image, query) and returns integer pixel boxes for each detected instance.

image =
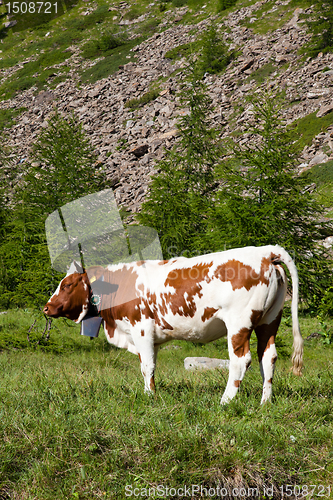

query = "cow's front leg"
[220,325,252,405]
[133,323,158,393]
[139,343,159,393]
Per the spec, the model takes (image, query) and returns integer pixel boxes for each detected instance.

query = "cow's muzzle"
[43,303,63,317]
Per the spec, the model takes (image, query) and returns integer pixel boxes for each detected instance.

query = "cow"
[43,245,303,405]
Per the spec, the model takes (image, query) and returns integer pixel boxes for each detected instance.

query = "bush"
[64,5,111,31]
[318,287,333,317]
[172,0,187,6]
[125,89,160,110]
[165,25,233,78]
[82,34,126,59]
[305,0,333,57]
[217,0,238,12]
[195,25,233,77]
[0,108,26,131]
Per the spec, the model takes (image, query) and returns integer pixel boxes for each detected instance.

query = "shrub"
[305,0,333,57]
[318,287,333,317]
[195,24,233,78]
[217,0,238,12]
[0,108,26,131]
[125,89,160,110]
[64,5,111,31]
[82,34,126,59]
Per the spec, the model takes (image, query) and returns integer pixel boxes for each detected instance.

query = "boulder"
[316,104,333,118]
[130,144,149,158]
[184,357,230,371]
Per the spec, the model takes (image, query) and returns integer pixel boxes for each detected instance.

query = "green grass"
[79,39,142,85]
[0,107,26,130]
[165,40,201,60]
[302,159,333,210]
[81,33,126,59]
[241,0,313,34]
[290,111,333,150]
[0,0,154,100]
[0,48,72,99]
[63,4,114,32]
[0,56,20,70]
[217,0,238,12]
[245,61,277,84]
[302,159,333,187]
[125,88,161,110]
[0,308,332,498]
[0,0,226,101]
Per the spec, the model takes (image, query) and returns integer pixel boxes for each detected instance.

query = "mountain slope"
[1,0,333,222]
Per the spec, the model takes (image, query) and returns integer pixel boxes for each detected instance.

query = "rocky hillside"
[1,0,333,222]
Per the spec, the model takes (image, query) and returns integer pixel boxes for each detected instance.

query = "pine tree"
[210,91,332,303]
[195,24,232,79]
[0,144,21,308]
[137,75,221,258]
[1,111,107,308]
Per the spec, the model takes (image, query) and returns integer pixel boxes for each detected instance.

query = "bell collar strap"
[90,275,103,314]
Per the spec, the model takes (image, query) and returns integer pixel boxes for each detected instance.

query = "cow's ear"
[86,265,105,283]
[67,261,84,275]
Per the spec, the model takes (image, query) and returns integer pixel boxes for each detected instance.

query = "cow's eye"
[62,283,72,290]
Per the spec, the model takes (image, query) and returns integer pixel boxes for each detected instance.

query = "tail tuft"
[272,245,304,375]
[291,329,304,375]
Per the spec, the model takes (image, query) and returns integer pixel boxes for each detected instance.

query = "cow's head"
[43,261,91,323]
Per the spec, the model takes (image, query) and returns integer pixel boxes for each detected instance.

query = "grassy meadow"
[0,308,332,499]
[1,0,333,498]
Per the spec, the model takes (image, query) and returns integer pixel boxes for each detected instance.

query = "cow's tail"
[273,245,304,375]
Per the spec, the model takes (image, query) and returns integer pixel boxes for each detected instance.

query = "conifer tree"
[0,146,12,308]
[195,24,232,79]
[137,75,221,258]
[210,92,332,303]
[1,111,107,308]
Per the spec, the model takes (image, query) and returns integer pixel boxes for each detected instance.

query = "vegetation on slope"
[0,112,107,309]
[0,0,333,498]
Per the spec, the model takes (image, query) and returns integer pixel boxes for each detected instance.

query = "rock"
[1,0,333,216]
[316,104,333,118]
[298,162,309,174]
[159,129,179,140]
[240,59,255,72]
[130,144,149,158]
[34,91,54,105]
[184,357,230,371]
[323,236,333,249]
[4,20,17,28]
[309,153,329,166]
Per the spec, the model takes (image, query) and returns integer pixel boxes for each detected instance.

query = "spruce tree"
[137,75,221,258]
[1,111,107,308]
[195,24,232,79]
[0,146,12,308]
[210,92,332,303]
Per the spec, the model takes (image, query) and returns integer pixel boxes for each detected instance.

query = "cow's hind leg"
[220,321,253,405]
[255,311,282,404]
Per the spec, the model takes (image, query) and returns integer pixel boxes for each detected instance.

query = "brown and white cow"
[43,245,303,405]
